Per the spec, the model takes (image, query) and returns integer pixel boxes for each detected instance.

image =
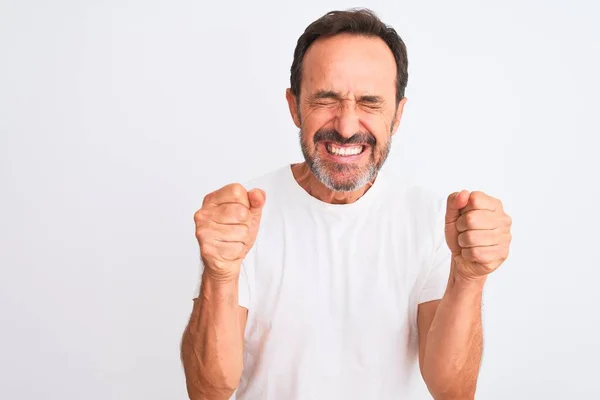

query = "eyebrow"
[310,90,384,104]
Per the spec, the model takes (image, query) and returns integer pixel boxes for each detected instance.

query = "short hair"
[290,8,409,104]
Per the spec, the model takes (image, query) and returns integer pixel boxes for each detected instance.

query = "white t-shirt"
[200,164,451,400]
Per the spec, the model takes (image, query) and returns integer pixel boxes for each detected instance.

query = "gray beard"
[299,131,392,192]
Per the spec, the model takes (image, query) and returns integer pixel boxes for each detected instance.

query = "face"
[287,33,407,192]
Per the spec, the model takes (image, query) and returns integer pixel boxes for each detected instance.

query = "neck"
[291,162,376,205]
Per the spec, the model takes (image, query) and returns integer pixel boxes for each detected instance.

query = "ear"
[391,97,408,136]
[286,88,301,128]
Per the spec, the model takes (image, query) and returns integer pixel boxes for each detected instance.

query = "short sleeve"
[193,258,252,309]
[237,260,251,309]
[418,198,452,304]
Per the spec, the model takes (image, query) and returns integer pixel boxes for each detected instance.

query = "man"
[181,8,512,400]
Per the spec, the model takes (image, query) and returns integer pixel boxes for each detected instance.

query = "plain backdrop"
[1,0,599,399]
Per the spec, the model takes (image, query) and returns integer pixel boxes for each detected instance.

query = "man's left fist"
[445,190,512,280]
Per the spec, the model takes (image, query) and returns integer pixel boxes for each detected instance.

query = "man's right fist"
[194,183,266,281]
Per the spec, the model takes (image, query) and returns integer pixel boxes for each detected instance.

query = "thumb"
[247,188,266,215]
[445,190,469,223]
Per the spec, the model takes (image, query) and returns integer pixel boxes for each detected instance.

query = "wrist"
[450,269,487,293]
[200,270,240,303]
[201,257,242,283]
[202,268,240,285]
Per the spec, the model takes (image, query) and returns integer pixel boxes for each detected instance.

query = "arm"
[182,183,266,400]
[181,274,248,400]
[418,264,484,400]
[418,190,511,399]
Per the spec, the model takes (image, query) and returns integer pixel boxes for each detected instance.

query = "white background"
[1,0,599,399]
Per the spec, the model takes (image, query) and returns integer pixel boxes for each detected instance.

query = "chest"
[246,208,431,336]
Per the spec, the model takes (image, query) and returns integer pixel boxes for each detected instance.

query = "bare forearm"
[423,264,484,399]
[181,273,244,400]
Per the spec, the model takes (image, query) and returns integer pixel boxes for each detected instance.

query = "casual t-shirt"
[198,164,451,400]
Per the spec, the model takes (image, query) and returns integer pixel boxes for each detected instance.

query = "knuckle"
[219,203,248,222]
[202,192,214,206]
[465,211,476,227]
[195,226,210,243]
[470,191,491,208]
[456,215,466,230]
[464,230,475,244]
[194,209,207,223]
[457,232,467,246]
[470,246,483,260]
[227,183,247,199]
[237,223,250,237]
[470,195,482,208]
[198,240,213,256]
[233,204,250,220]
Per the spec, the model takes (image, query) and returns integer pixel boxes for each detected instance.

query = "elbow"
[213,370,243,395]
[186,383,238,400]
[181,338,243,399]
[422,367,477,400]
[184,370,242,400]
[425,377,476,400]
[183,361,243,400]
[430,388,476,400]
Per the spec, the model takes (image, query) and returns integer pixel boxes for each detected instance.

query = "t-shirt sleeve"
[193,258,252,310]
[237,260,251,309]
[418,197,452,304]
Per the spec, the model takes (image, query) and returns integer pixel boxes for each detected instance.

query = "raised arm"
[182,278,248,400]
[418,190,512,399]
[181,184,266,400]
[418,275,484,399]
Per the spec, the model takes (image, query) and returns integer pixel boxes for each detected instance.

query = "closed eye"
[315,101,337,107]
[306,91,385,110]
[358,95,384,110]
[359,102,384,112]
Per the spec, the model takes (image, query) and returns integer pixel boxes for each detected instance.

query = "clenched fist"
[445,190,512,281]
[194,183,266,282]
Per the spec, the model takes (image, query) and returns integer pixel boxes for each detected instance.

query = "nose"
[333,103,360,139]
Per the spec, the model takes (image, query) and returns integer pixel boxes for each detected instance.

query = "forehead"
[301,33,397,98]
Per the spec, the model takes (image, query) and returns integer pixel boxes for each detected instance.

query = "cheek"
[360,114,393,143]
[300,110,334,144]
[299,129,314,149]
[301,107,335,128]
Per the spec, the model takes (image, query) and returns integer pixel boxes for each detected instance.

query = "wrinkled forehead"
[301,34,397,100]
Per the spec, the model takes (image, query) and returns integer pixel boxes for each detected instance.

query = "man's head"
[286,8,409,192]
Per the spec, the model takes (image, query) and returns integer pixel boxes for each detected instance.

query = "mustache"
[313,129,376,146]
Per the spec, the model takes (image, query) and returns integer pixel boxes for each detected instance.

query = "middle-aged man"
[181,8,512,400]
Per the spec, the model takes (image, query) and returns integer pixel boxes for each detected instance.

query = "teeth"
[327,144,364,156]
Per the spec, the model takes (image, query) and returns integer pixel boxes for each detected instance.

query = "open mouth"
[325,142,366,157]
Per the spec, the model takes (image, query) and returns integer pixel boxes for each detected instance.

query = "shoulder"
[376,169,446,219]
[241,165,290,193]
[240,165,294,217]
[374,171,447,250]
